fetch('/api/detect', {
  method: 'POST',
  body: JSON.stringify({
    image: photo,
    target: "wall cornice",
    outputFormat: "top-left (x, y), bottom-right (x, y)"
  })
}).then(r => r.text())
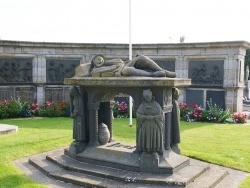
top-left (0, 40), bottom-right (249, 50)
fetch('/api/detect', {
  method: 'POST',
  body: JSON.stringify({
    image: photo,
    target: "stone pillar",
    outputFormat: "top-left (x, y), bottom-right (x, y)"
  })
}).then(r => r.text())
top-left (98, 101), bottom-right (115, 142)
top-left (36, 86), bottom-right (45, 104)
top-left (235, 88), bottom-right (244, 112)
top-left (88, 102), bottom-right (100, 146)
top-left (107, 101), bottom-right (115, 142)
top-left (224, 54), bottom-right (245, 113)
top-left (33, 55), bottom-right (46, 84)
top-left (175, 55), bottom-right (188, 79)
top-left (33, 55), bottom-right (46, 104)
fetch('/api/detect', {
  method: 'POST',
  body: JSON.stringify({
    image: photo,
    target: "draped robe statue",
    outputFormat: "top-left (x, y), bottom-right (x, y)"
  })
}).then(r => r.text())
top-left (171, 87), bottom-right (181, 152)
top-left (70, 86), bottom-right (85, 142)
top-left (136, 89), bottom-right (164, 154)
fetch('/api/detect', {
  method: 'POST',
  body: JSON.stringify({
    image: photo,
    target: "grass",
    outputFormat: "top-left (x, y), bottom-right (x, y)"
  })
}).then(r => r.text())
top-left (180, 122), bottom-right (250, 172)
top-left (0, 117), bottom-right (249, 187)
top-left (0, 117), bottom-right (73, 188)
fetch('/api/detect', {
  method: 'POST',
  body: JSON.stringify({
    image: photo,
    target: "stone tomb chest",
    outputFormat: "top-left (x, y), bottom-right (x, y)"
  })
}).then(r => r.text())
top-left (64, 77), bottom-right (191, 174)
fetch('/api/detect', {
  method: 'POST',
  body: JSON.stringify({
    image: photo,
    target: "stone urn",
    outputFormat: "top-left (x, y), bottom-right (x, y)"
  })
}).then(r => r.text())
top-left (98, 123), bottom-right (110, 145)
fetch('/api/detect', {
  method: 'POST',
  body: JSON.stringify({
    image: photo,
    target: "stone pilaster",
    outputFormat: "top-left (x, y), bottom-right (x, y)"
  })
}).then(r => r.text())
top-left (33, 55), bottom-right (46, 104)
top-left (175, 55), bottom-right (188, 78)
top-left (33, 55), bottom-right (46, 84)
top-left (36, 86), bottom-right (45, 104)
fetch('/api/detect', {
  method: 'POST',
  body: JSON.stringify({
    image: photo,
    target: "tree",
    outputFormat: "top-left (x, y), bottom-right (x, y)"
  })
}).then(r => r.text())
top-left (244, 49), bottom-right (250, 80)
top-left (179, 36), bottom-right (185, 43)
top-left (245, 49), bottom-right (250, 68)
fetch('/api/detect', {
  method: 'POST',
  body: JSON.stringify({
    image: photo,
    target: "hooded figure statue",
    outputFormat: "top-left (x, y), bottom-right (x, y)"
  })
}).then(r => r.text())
top-left (69, 86), bottom-right (85, 142)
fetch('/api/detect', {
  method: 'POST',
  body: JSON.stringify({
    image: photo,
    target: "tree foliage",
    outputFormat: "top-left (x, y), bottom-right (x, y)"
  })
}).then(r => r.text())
top-left (245, 49), bottom-right (250, 69)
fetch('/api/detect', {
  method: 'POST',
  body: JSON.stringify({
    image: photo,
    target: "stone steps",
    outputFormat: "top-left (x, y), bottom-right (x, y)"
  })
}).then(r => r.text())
top-left (214, 173), bottom-right (248, 188)
top-left (29, 156), bottom-right (125, 188)
top-left (46, 154), bottom-right (208, 186)
top-left (186, 168), bottom-right (228, 188)
top-left (28, 151), bottom-right (236, 188)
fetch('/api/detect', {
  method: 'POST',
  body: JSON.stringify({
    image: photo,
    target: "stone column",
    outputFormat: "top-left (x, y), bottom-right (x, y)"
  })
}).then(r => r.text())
top-left (104, 101), bottom-right (115, 142)
top-left (163, 87), bottom-right (173, 151)
top-left (98, 101), bottom-right (114, 142)
top-left (164, 112), bottom-right (171, 150)
top-left (88, 102), bottom-right (100, 146)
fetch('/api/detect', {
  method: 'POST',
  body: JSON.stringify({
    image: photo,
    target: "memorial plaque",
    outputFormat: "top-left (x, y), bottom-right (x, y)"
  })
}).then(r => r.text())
top-left (155, 60), bottom-right (175, 72)
top-left (46, 59), bottom-right (80, 83)
top-left (0, 58), bottom-right (33, 83)
top-left (186, 89), bottom-right (204, 107)
top-left (0, 87), bottom-right (14, 100)
top-left (206, 90), bottom-right (225, 110)
top-left (188, 60), bottom-right (224, 86)
top-left (15, 87), bottom-right (35, 102)
top-left (45, 87), bottom-right (63, 102)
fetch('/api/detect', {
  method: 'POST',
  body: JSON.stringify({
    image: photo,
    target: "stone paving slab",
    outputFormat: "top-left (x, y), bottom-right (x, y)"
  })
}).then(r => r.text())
top-left (14, 147), bottom-right (83, 188)
top-left (14, 147), bottom-right (249, 188)
top-left (0, 124), bottom-right (18, 135)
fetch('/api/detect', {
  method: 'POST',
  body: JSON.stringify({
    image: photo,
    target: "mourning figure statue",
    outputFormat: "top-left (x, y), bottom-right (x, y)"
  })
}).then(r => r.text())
top-left (171, 87), bottom-right (181, 152)
top-left (136, 89), bottom-right (164, 154)
top-left (70, 86), bottom-right (85, 142)
top-left (90, 54), bottom-right (176, 78)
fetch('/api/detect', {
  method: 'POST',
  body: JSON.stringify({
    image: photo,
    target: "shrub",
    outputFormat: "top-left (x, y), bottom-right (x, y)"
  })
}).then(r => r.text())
top-left (38, 101), bottom-right (69, 117)
top-left (28, 102), bottom-right (39, 116)
top-left (0, 99), bottom-right (70, 118)
top-left (113, 101), bottom-right (130, 118)
top-left (0, 100), bottom-right (9, 119)
top-left (58, 102), bottom-right (70, 117)
top-left (233, 112), bottom-right (248, 123)
top-left (179, 99), bottom-right (233, 123)
top-left (5, 100), bottom-right (22, 118)
top-left (204, 99), bottom-right (232, 123)
top-left (179, 102), bottom-right (203, 122)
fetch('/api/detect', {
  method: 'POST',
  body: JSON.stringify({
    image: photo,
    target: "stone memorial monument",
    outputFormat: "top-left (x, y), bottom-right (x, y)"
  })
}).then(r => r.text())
top-left (64, 54), bottom-right (191, 174)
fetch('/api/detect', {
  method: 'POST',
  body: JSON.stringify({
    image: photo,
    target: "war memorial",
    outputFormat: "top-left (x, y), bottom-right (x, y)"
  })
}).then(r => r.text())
top-left (0, 40), bottom-right (250, 112)
top-left (1, 40), bottom-right (250, 187)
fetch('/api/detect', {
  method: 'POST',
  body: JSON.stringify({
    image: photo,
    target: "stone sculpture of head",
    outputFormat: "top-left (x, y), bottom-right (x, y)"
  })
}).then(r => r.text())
top-left (172, 87), bottom-right (180, 100)
top-left (143, 89), bottom-right (153, 102)
top-left (91, 55), bottom-right (105, 68)
top-left (70, 86), bottom-right (79, 96)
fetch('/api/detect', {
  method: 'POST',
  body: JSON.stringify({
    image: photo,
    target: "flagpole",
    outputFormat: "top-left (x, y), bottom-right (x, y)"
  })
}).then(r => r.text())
top-left (129, 0), bottom-right (132, 61)
top-left (129, 0), bottom-right (133, 127)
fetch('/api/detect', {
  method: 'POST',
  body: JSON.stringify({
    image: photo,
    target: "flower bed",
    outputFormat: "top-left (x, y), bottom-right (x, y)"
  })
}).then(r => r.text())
top-left (179, 99), bottom-right (248, 124)
top-left (0, 99), bottom-right (70, 119)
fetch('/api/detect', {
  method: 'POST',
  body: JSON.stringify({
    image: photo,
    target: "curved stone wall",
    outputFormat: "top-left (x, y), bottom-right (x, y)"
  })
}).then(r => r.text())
top-left (0, 40), bottom-right (249, 112)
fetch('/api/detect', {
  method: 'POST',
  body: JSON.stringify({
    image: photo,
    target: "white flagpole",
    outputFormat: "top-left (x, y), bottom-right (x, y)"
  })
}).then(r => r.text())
top-left (129, 0), bottom-right (133, 127)
top-left (129, 0), bottom-right (132, 61)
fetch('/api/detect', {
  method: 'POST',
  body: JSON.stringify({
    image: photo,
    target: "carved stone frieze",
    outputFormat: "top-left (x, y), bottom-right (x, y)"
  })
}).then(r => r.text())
top-left (46, 59), bottom-right (80, 83)
top-left (0, 58), bottom-right (32, 83)
top-left (189, 60), bottom-right (224, 86)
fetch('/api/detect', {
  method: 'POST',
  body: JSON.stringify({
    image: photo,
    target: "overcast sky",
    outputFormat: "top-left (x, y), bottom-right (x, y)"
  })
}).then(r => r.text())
top-left (0, 0), bottom-right (249, 44)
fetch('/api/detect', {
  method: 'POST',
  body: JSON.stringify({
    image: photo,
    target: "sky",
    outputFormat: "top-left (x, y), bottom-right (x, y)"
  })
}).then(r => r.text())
top-left (0, 0), bottom-right (250, 44)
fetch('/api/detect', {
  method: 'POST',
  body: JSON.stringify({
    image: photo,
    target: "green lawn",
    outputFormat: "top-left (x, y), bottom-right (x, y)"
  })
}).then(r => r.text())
top-left (0, 117), bottom-right (249, 187)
